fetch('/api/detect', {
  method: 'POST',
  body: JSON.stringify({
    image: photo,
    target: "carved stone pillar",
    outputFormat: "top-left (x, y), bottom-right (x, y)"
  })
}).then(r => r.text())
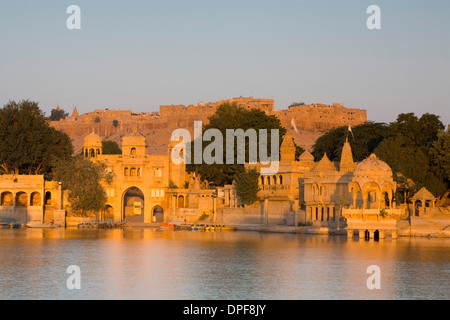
top-left (391, 229), bottom-right (398, 239)
top-left (347, 229), bottom-right (354, 239)
top-left (359, 230), bottom-right (366, 241)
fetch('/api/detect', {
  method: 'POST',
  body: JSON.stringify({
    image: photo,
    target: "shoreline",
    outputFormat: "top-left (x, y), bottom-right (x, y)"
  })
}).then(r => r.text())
top-left (49, 221), bottom-right (450, 239)
top-left (229, 224), bottom-right (450, 238)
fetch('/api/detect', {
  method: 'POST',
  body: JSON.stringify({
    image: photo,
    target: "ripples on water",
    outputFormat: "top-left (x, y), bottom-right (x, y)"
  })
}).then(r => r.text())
top-left (0, 228), bottom-right (448, 300)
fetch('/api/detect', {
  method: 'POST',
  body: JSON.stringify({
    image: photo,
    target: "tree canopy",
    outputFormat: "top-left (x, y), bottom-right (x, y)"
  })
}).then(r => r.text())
top-left (0, 100), bottom-right (73, 175)
top-left (430, 130), bottom-right (450, 181)
top-left (312, 122), bottom-right (389, 162)
top-left (374, 113), bottom-right (447, 197)
top-left (312, 112), bottom-right (448, 197)
top-left (102, 140), bottom-right (122, 155)
top-left (288, 102), bottom-right (306, 108)
top-left (187, 102), bottom-right (303, 186)
top-left (48, 107), bottom-right (69, 121)
top-left (51, 155), bottom-right (114, 216)
top-left (234, 169), bottom-right (260, 206)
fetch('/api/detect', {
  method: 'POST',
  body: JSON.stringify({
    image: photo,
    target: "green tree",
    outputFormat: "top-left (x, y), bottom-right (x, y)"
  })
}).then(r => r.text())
top-left (375, 113), bottom-right (448, 197)
top-left (0, 100), bottom-right (73, 175)
top-left (295, 145), bottom-right (306, 161)
top-left (49, 107), bottom-right (69, 121)
top-left (312, 122), bottom-right (389, 162)
top-left (102, 140), bottom-right (122, 155)
top-left (187, 102), bottom-right (298, 186)
top-left (234, 169), bottom-right (260, 206)
top-left (168, 180), bottom-right (178, 189)
top-left (430, 130), bottom-right (450, 181)
top-left (52, 155), bottom-right (114, 216)
top-left (288, 102), bottom-right (305, 108)
top-left (389, 113), bottom-right (444, 151)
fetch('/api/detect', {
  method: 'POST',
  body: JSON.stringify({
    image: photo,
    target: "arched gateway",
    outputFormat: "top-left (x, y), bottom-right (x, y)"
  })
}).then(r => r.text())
top-left (152, 205), bottom-right (164, 223)
top-left (122, 187), bottom-right (145, 223)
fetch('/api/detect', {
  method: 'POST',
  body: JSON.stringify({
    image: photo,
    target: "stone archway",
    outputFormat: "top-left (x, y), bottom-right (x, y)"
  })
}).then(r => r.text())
top-left (101, 205), bottom-right (115, 222)
top-left (122, 187), bottom-right (145, 223)
top-left (1, 192), bottom-right (13, 206)
top-left (15, 192), bottom-right (28, 207)
top-left (152, 205), bottom-right (164, 223)
top-left (374, 230), bottom-right (380, 241)
top-left (45, 191), bottom-right (52, 205)
top-left (415, 200), bottom-right (422, 217)
top-left (30, 192), bottom-right (41, 206)
top-left (178, 195), bottom-right (185, 208)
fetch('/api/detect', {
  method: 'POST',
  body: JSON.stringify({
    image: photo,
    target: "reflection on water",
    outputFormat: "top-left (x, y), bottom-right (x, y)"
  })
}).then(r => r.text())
top-left (0, 228), bottom-right (448, 300)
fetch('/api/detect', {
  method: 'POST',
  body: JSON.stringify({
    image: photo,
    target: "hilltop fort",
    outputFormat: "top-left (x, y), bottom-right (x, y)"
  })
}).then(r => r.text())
top-left (50, 97), bottom-right (367, 154)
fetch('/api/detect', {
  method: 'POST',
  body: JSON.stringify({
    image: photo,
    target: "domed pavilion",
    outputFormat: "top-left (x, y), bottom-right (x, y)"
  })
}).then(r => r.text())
top-left (343, 154), bottom-right (405, 240)
top-left (83, 130), bottom-right (102, 158)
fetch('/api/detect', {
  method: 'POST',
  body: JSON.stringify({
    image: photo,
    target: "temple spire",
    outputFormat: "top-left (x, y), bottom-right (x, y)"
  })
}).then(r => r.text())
top-left (280, 133), bottom-right (296, 161)
top-left (340, 137), bottom-right (355, 173)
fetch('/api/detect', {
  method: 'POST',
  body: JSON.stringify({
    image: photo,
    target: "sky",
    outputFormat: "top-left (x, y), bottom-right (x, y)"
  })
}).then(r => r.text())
top-left (0, 0), bottom-right (449, 126)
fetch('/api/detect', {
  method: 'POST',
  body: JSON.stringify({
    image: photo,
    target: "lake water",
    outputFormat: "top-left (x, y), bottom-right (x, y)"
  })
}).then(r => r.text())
top-left (0, 228), bottom-right (448, 300)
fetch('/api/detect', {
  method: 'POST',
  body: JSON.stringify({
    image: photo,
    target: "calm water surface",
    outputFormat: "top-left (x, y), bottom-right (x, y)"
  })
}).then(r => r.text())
top-left (0, 228), bottom-right (448, 300)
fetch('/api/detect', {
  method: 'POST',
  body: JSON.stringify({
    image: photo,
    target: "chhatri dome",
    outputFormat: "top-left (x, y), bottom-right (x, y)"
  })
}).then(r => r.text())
top-left (353, 154), bottom-right (393, 179)
top-left (83, 130), bottom-right (102, 158)
top-left (83, 130), bottom-right (102, 147)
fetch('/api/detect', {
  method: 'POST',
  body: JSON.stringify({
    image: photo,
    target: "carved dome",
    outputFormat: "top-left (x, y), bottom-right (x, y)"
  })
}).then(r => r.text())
top-left (84, 131), bottom-right (102, 146)
top-left (353, 154), bottom-right (392, 178)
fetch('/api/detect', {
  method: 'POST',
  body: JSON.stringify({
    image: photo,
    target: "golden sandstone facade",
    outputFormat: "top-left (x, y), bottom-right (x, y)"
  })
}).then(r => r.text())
top-left (81, 123), bottom-right (407, 240)
top-left (245, 134), bottom-right (408, 239)
top-left (0, 175), bottom-right (64, 226)
top-left (84, 130), bottom-right (187, 223)
top-left (1, 123), bottom-right (447, 239)
top-left (2, 98), bottom-right (448, 237)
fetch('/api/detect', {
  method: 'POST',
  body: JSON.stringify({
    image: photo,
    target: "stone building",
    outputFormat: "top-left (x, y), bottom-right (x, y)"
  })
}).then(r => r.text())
top-left (83, 130), bottom-right (187, 223)
top-left (302, 138), bottom-right (356, 228)
top-left (243, 133), bottom-right (316, 225)
top-left (342, 154), bottom-right (405, 240)
top-left (0, 175), bottom-right (65, 226)
top-left (274, 103), bottom-right (367, 132)
top-left (411, 187), bottom-right (437, 217)
top-left (165, 173), bottom-right (217, 224)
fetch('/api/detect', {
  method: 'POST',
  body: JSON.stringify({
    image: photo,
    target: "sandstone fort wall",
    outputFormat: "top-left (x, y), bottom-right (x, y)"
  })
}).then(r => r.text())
top-left (50, 97), bottom-right (367, 152)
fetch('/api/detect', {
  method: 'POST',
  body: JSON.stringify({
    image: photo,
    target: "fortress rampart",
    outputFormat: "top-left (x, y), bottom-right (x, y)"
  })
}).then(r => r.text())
top-left (51, 97), bottom-right (366, 137)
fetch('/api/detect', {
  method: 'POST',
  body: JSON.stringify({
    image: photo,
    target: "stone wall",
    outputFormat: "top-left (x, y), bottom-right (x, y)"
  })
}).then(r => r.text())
top-left (50, 97), bottom-right (367, 154)
top-left (53, 99), bottom-right (366, 134)
top-left (274, 103), bottom-right (367, 132)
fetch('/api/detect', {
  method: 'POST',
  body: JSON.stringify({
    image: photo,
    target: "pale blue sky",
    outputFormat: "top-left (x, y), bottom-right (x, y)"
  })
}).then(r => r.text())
top-left (0, 0), bottom-right (449, 125)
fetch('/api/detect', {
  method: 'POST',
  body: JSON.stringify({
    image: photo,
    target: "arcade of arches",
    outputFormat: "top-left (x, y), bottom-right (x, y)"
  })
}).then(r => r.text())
top-left (0, 175), bottom-right (64, 225)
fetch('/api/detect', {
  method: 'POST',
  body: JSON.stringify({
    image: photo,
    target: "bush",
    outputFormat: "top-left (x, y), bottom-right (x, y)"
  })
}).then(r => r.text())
top-left (234, 169), bottom-right (260, 206)
top-left (168, 180), bottom-right (178, 189)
